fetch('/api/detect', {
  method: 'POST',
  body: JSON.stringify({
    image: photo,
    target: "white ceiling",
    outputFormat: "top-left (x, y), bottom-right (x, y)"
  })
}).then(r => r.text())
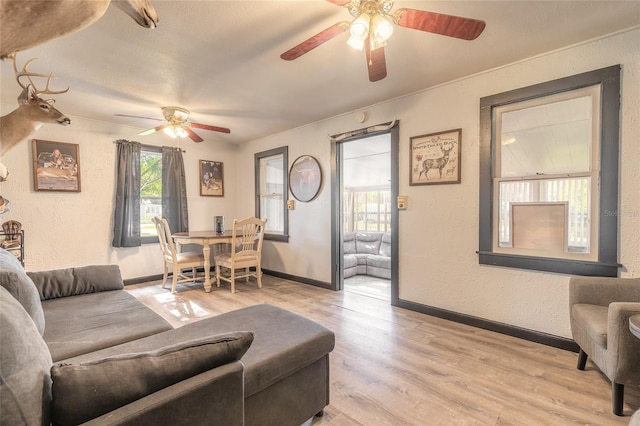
top-left (1, 1), bottom-right (639, 145)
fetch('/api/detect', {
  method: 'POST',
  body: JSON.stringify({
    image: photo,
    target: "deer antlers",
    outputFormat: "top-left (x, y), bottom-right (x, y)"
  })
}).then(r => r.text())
top-left (12, 56), bottom-right (69, 96)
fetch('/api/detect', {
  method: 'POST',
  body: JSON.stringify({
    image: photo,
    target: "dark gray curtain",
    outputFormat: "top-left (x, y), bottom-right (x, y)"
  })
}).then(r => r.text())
top-left (112, 140), bottom-right (141, 247)
top-left (162, 147), bottom-right (189, 233)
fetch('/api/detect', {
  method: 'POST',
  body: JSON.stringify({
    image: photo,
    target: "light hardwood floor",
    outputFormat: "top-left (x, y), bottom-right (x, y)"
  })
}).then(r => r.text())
top-left (126, 275), bottom-right (639, 425)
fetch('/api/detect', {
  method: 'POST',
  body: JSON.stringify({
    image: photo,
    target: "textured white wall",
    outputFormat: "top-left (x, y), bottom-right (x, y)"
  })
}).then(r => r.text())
top-left (237, 28), bottom-right (640, 338)
top-left (0, 117), bottom-right (238, 279)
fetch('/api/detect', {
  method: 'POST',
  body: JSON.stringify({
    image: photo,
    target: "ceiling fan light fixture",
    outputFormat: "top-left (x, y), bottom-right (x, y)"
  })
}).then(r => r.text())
top-left (174, 126), bottom-right (188, 138)
top-left (348, 13), bottom-right (370, 50)
top-left (372, 14), bottom-right (393, 42)
top-left (163, 126), bottom-right (178, 138)
top-left (163, 124), bottom-right (188, 139)
top-left (350, 14), bottom-right (370, 38)
top-left (347, 34), bottom-right (366, 51)
top-left (281, 0), bottom-right (486, 82)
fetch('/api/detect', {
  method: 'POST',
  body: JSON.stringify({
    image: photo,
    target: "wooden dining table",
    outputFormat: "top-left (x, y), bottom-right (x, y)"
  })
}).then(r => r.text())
top-left (172, 230), bottom-right (233, 292)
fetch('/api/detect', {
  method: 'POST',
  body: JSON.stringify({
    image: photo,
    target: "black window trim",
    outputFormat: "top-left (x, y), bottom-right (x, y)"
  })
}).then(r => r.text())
top-left (254, 146), bottom-right (289, 242)
top-left (478, 65), bottom-right (621, 277)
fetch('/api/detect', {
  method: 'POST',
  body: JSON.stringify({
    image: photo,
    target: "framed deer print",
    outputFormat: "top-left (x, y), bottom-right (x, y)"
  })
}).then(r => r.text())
top-left (199, 160), bottom-right (224, 196)
top-left (32, 140), bottom-right (81, 192)
top-left (410, 129), bottom-right (461, 185)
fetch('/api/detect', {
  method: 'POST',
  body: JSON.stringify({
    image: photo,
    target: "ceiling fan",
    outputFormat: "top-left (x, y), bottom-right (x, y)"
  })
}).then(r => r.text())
top-left (116, 106), bottom-right (231, 142)
top-left (280, 0), bottom-right (486, 82)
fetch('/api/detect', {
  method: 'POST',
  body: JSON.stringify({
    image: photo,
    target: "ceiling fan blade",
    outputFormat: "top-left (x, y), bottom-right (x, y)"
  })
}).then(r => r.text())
top-left (325, 0), bottom-right (351, 5)
top-left (184, 127), bottom-right (204, 143)
top-left (394, 9), bottom-right (486, 40)
top-left (365, 42), bottom-right (387, 82)
top-left (281, 22), bottom-right (348, 61)
top-left (115, 114), bottom-right (163, 122)
top-left (191, 122), bottom-right (231, 134)
top-left (138, 124), bottom-right (168, 136)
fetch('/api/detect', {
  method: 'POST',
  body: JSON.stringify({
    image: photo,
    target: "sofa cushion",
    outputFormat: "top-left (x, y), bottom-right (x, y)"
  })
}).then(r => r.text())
top-left (343, 254), bottom-right (357, 269)
top-left (356, 233), bottom-right (382, 255)
top-left (571, 304), bottom-right (608, 348)
top-left (0, 287), bottom-right (53, 426)
top-left (43, 290), bottom-right (173, 362)
top-left (343, 232), bottom-right (356, 255)
top-left (28, 264), bottom-right (124, 300)
top-left (0, 248), bottom-right (45, 335)
top-left (367, 254), bottom-right (391, 270)
top-left (51, 331), bottom-right (253, 425)
top-left (379, 233), bottom-right (391, 257)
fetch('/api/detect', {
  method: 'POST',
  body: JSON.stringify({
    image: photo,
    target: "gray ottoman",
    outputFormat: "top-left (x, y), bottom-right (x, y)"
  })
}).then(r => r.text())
top-left (66, 304), bottom-right (335, 426)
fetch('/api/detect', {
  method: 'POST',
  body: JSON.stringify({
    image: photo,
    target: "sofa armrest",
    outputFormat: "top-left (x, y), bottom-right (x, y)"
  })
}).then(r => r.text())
top-left (606, 302), bottom-right (640, 382)
top-left (569, 276), bottom-right (640, 308)
top-left (82, 362), bottom-right (245, 426)
top-left (27, 265), bottom-right (124, 300)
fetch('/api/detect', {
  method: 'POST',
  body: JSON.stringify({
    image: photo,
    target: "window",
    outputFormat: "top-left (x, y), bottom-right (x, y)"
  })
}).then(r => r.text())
top-left (255, 147), bottom-right (288, 242)
top-left (140, 147), bottom-right (162, 242)
top-left (113, 141), bottom-right (188, 248)
top-left (343, 189), bottom-right (391, 232)
top-left (478, 66), bottom-right (621, 276)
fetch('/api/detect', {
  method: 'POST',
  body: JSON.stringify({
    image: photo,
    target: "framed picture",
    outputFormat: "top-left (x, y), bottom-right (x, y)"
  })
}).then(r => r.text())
top-left (199, 160), bottom-right (224, 196)
top-left (289, 155), bottom-right (322, 202)
top-left (410, 128), bottom-right (461, 185)
top-left (32, 139), bottom-right (81, 192)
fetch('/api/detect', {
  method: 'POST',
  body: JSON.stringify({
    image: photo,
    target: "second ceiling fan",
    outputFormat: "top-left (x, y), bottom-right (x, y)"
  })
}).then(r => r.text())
top-left (117, 106), bottom-right (230, 142)
top-left (281, 0), bottom-right (486, 82)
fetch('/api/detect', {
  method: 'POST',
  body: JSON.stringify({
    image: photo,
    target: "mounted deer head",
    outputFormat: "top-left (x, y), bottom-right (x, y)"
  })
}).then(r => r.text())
top-left (0, 57), bottom-right (71, 156)
top-left (0, 0), bottom-right (158, 59)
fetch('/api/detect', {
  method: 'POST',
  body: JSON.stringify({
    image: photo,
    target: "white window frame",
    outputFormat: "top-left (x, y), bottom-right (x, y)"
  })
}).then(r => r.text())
top-left (491, 86), bottom-right (601, 262)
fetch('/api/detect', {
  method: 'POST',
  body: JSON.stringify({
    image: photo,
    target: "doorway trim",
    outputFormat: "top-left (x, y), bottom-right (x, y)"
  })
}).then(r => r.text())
top-left (330, 120), bottom-right (399, 305)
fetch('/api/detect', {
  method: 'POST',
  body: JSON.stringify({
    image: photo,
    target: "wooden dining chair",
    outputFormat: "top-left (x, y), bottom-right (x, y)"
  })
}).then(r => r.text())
top-left (214, 217), bottom-right (266, 293)
top-left (152, 217), bottom-right (205, 293)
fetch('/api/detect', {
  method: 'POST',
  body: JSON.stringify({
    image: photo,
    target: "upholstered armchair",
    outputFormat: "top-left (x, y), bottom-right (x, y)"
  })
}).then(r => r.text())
top-left (569, 276), bottom-right (640, 415)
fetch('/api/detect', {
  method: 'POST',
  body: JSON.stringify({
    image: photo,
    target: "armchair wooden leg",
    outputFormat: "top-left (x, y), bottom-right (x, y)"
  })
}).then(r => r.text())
top-left (613, 382), bottom-right (624, 416)
top-left (577, 349), bottom-right (588, 370)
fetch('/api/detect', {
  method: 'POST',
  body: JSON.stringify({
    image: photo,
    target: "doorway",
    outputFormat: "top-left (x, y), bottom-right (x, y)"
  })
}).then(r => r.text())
top-left (330, 122), bottom-right (399, 305)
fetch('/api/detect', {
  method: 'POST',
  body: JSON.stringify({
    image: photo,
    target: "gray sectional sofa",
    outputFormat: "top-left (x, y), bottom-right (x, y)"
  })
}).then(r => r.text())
top-left (0, 248), bottom-right (334, 426)
top-left (343, 232), bottom-right (391, 279)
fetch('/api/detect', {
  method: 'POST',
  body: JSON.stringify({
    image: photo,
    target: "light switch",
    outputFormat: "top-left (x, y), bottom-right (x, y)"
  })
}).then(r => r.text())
top-left (397, 195), bottom-right (407, 210)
